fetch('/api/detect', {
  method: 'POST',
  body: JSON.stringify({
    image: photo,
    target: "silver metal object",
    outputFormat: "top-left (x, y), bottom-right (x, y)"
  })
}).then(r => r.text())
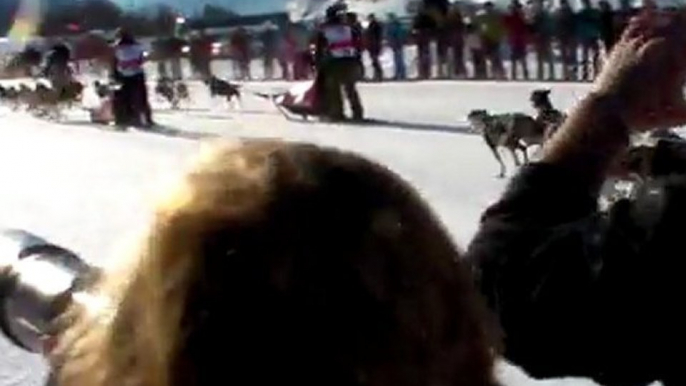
top-left (0, 229), bottom-right (96, 353)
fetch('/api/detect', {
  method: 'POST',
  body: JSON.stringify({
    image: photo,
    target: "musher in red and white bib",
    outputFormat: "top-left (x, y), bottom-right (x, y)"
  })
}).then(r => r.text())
top-left (315, 3), bottom-right (364, 122)
top-left (111, 29), bottom-right (154, 128)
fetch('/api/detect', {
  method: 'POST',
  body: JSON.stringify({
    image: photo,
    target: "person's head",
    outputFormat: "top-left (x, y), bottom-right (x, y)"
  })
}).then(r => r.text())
top-left (484, 2), bottom-right (495, 12)
top-left (509, 0), bottom-right (522, 12)
top-left (598, 0), bottom-right (611, 10)
top-left (115, 28), bottom-right (135, 45)
top-left (368, 13), bottom-right (377, 22)
top-left (326, 3), bottom-right (346, 24)
top-left (54, 141), bottom-right (497, 386)
top-left (581, 0), bottom-right (592, 9)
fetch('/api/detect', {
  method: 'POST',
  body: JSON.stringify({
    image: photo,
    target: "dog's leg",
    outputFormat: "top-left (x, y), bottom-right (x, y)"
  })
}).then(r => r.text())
top-left (509, 147), bottom-right (522, 167)
top-left (486, 137), bottom-right (507, 178)
top-left (521, 146), bottom-right (530, 164)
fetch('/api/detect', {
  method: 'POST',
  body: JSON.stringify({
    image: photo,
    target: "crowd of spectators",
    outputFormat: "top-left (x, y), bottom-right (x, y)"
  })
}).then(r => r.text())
top-left (211, 0), bottom-right (642, 83)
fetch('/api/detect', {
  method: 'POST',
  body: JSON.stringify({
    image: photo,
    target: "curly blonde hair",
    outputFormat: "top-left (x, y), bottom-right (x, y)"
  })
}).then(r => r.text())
top-left (55, 141), bottom-right (498, 386)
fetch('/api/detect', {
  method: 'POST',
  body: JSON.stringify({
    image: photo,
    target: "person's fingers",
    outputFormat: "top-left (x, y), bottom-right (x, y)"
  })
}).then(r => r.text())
top-left (637, 36), bottom-right (667, 57)
top-left (622, 19), bottom-right (648, 40)
top-left (621, 12), bottom-right (656, 40)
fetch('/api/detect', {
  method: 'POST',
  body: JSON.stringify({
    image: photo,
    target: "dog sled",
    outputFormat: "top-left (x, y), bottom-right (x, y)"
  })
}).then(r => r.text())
top-left (255, 72), bottom-right (323, 121)
top-left (82, 82), bottom-right (116, 125)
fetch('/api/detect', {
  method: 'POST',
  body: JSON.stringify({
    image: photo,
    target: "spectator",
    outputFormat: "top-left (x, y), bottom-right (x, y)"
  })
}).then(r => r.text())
top-left (277, 27), bottom-right (296, 80)
top-left (413, 9), bottom-right (435, 79)
top-left (467, 12), bottom-right (686, 386)
top-left (189, 31), bottom-right (213, 79)
top-left (598, 0), bottom-right (616, 53)
top-left (43, 42), bottom-right (74, 98)
top-left (347, 12), bottom-right (365, 79)
top-left (152, 39), bottom-right (170, 79)
top-left (167, 37), bottom-right (185, 81)
top-left (54, 141), bottom-right (499, 386)
top-left (465, 22), bottom-right (487, 79)
top-left (530, 0), bottom-right (555, 80)
top-left (435, 15), bottom-right (451, 78)
top-left (386, 13), bottom-right (408, 80)
top-left (230, 27), bottom-right (251, 80)
top-left (446, 6), bottom-right (467, 78)
top-left (576, 0), bottom-right (601, 81)
top-left (503, 0), bottom-right (530, 80)
top-left (260, 22), bottom-right (279, 80)
top-left (476, 2), bottom-right (506, 79)
top-left (290, 23), bottom-right (312, 80)
top-left (365, 14), bottom-right (384, 81)
top-left (555, 0), bottom-right (577, 81)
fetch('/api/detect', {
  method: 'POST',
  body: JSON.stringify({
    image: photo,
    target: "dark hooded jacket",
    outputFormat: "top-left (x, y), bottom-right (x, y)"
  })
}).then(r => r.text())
top-left (467, 156), bottom-right (686, 386)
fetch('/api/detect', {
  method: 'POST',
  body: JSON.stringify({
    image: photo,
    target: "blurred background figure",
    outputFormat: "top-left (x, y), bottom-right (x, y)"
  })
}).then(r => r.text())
top-left (291, 22), bottom-right (313, 80)
top-left (42, 42), bottom-right (74, 97)
top-left (413, 7), bottom-right (435, 79)
top-left (435, 13), bottom-right (450, 78)
top-left (230, 27), bottom-right (251, 80)
top-left (386, 13), bottom-right (408, 80)
top-left (476, 2), bottom-right (505, 79)
top-left (278, 25), bottom-right (296, 80)
top-left (598, 0), bottom-right (616, 54)
top-left (504, 0), bottom-right (530, 80)
top-left (168, 37), bottom-right (185, 81)
top-left (465, 22), bottom-right (487, 79)
top-left (260, 21), bottom-right (279, 80)
top-left (347, 12), bottom-right (365, 79)
top-left (189, 30), bottom-right (213, 79)
top-left (529, 0), bottom-right (555, 80)
top-left (555, 0), bottom-right (577, 81)
top-left (365, 13), bottom-right (384, 81)
top-left (446, 5), bottom-right (466, 78)
top-left (576, 0), bottom-right (600, 81)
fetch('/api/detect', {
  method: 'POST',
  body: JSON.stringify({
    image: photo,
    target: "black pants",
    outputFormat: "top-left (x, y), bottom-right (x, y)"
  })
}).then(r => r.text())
top-left (323, 59), bottom-right (363, 120)
top-left (114, 73), bottom-right (153, 127)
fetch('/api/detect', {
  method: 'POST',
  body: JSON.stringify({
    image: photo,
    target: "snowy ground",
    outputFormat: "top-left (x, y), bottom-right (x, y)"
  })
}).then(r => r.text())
top-left (0, 79), bottom-right (659, 386)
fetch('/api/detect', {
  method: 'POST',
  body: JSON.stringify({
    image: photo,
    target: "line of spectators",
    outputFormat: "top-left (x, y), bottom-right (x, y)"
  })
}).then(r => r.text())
top-left (406, 0), bottom-right (640, 81)
top-left (223, 0), bottom-right (640, 83)
top-left (151, 0), bottom-right (645, 83)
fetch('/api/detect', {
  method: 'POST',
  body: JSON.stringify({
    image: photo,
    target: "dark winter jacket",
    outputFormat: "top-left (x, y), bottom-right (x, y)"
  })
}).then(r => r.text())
top-left (599, 5), bottom-right (616, 49)
top-left (555, 6), bottom-right (577, 41)
top-left (365, 20), bottom-right (384, 55)
top-left (467, 162), bottom-right (686, 386)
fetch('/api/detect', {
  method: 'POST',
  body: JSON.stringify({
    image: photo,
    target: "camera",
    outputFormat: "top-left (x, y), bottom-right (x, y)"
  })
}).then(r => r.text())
top-left (0, 229), bottom-right (99, 354)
